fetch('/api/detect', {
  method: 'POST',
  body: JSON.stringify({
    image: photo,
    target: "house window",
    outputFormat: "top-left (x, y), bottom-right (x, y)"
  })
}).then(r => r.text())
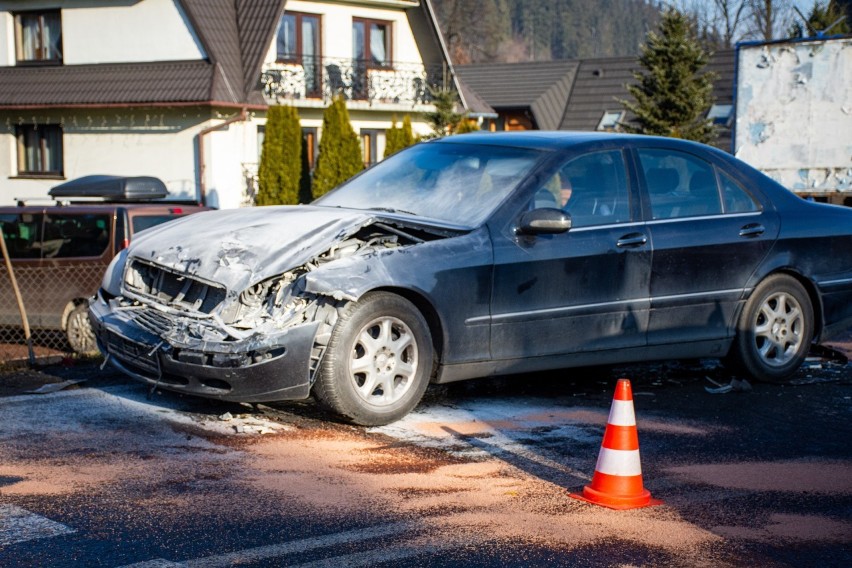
top-left (707, 104), bottom-right (733, 126)
top-left (303, 127), bottom-right (318, 171)
top-left (353, 18), bottom-right (391, 68)
top-left (597, 110), bottom-right (624, 131)
top-left (15, 10), bottom-right (62, 64)
top-left (360, 129), bottom-right (383, 167)
top-left (276, 12), bottom-right (321, 97)
top-left (257, 125), bottom-right (266, 162)
top-left (16, 124), bottom-right (63, 177)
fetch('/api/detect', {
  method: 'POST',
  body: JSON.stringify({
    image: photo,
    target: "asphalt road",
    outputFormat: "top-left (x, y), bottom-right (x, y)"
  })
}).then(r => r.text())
top-left (0, 346), bottom-right (850, 567)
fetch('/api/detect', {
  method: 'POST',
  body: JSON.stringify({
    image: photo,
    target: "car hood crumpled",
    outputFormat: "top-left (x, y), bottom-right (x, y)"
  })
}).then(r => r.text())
top-left (127, 205), bottom-right (375, 292)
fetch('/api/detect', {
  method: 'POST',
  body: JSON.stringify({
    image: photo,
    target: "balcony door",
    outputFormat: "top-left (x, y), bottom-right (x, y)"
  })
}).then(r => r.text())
top-left (276, 12), bottom-right (321, 98)
top-left (352, 18), bottom-right (391, 100)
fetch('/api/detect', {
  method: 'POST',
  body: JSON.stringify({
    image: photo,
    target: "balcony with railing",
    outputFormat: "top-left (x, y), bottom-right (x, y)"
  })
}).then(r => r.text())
top-left (261, 57), bottom-right (446, 109)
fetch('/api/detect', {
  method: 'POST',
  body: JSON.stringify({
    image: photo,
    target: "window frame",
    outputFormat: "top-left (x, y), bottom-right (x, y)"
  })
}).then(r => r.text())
top-left (14, 10), bottom-right (63, 65)
top-left (707, 104), bottom-right (734, 127)
top-left (352, 17), bottom-right (393, 69)
top-left (276, 11), bottom-right (322, 64)
top-left (359, 129), bottom-right (383, 168)
top-left (15, 124), bottom-right (64, 178)
top-left (596, 110), bottom-right (625, 132)
top-left (303, 127), bottom-right (319, 171)
top-left (532, 149), bottom-right (633, 228)
top-left (636, 147), bottom-right (725, 221)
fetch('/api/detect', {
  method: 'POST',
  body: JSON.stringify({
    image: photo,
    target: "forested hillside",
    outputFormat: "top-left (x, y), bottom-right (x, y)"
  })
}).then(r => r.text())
top-left (431, 0), bottom-right (662, 63)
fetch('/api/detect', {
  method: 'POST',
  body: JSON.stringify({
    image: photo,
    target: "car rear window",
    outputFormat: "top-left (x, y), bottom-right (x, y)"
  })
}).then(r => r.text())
top-left (131, 215), bottom-right (182, 234)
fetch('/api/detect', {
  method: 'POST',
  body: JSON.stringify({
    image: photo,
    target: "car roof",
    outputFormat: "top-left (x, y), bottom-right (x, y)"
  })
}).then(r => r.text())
top-left (435, 130), bottom-right (717, 153)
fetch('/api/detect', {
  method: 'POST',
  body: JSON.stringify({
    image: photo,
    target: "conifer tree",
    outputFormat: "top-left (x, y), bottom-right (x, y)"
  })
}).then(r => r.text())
top-left (424, 87), bottom-right (463, 138)
top-left (384, 115), bottom-right (417, 158)
top-left (788, 0), bottom-right (850, 37)
top-left (256, 106), bottom-right (302, 205)
top-left (312, 96), bottom-right (364, 197)
top-left (621, 9), bottom-right (717, 143)
top-left (384, 117), bottom-right (403, 158)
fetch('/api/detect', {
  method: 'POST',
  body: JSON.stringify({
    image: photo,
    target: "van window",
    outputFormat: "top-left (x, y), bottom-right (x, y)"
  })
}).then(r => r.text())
top-left (42, 213), bottom-right (110, 258)
top-left (0, 213), bottom-right (44, 259)
top-left (131, 214), bottom-right (181, 234)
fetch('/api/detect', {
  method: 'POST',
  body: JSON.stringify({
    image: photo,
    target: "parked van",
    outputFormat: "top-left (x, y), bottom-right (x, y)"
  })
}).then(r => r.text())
top-left (0, 176), bottom-right (209, 353)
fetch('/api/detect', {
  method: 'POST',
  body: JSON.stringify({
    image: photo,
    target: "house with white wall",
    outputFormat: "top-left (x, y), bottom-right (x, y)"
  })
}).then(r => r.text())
top-left (0, 0), bottom-right (465, 209)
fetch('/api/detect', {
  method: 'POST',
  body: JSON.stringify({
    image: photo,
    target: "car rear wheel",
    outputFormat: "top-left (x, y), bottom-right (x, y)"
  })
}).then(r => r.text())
top-left (729, 274), bottom-right (813, 383)
top-left (66, 303), bottom-right (97, 354)
top-left (313, 292), bottom-right (433, 426)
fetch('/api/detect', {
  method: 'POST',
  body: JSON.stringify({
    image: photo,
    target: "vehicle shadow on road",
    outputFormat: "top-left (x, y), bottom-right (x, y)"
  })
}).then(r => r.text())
top-left (440, 424), bottom-right (592, 492)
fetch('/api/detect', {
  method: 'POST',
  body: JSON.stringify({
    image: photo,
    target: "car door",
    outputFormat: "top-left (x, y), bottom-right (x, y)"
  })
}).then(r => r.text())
top-left (636, 146), bottom-right (780, 346)
top-left (489, 149), bottom-right (651, 360)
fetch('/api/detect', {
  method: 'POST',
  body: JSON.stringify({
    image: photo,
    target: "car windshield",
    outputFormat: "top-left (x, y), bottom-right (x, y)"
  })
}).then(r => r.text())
top-left (315, 142), bottom-right (544, 226)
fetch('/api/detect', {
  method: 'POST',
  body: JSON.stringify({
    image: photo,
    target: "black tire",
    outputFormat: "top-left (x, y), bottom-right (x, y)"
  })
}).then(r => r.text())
top-left (728, 274), bottom-right (814, 383)
top-left (66, 303), bottom-right (97, 354)
top-left (313, 292), bottom-right (433, 426)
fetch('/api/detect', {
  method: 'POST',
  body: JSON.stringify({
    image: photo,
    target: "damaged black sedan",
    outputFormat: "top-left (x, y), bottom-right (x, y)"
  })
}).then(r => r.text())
top-left (91, 132), bottom-right (852, 425)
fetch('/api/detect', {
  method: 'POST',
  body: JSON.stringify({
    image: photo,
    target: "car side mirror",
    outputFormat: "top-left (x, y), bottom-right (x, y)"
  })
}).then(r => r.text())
top-left (517, 208), bottom-right (572, 235)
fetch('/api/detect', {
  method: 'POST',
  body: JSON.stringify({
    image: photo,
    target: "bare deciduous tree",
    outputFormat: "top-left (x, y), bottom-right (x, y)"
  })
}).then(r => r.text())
top-left (746, 0), bottom-right (793, 41)
top-left (714, 0), bottom-right (749, 45)
top-left (674, 0), bottom-right (794, 44)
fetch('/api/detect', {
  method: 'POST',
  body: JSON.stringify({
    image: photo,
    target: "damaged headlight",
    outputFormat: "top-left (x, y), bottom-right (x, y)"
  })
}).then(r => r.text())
top-left (224, 272), bottom-right (304, 327)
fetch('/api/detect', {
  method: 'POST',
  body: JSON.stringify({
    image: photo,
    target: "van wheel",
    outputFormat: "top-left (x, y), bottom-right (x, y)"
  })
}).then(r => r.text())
top-left (67, 304), bottom-right (96, 354)
top-left (729, 274), bottom-right (813, 383)
top-left (313, 292), bottom-right (433, 426)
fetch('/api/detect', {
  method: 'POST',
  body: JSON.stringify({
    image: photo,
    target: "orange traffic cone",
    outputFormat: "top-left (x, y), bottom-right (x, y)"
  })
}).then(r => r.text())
top-left (571, 378), bottom-right (662, 510)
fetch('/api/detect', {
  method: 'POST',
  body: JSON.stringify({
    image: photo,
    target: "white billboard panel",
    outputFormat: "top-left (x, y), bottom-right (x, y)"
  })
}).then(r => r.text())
top-left (735, 37), bottom-right (852, 194)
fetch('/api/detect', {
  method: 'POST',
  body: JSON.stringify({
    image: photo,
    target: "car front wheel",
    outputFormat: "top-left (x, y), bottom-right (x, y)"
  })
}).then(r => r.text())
top-left (313, 292), bottom-right (433, 426)
top-left (66, 303), bottom-right (97, 354)
top-left (729, 274), bottom-right (814, 383)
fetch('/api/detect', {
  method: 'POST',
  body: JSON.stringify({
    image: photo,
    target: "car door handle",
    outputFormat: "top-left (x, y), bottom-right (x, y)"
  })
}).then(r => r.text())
top-left (616, 233), bottom-right (648, 248)
top-left (739, 223), bottom-right (765, 238)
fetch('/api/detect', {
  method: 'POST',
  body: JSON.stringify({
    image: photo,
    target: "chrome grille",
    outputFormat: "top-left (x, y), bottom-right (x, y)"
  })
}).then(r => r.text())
top-left (125, 260), bottom-right (226, 313)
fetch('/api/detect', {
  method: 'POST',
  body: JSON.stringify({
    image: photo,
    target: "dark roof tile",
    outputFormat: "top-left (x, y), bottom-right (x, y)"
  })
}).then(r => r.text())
top-left (0, 1), bottom-right (285, 107)
top-left (456, 60), bottom-right (578, 130)
top-left (0, 61), bottom-right (214, 106)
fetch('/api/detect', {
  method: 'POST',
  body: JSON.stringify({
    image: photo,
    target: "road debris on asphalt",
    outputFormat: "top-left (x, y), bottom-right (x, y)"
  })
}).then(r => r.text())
top-left (704, 377), bottom-right (752, 394)
top-left (24, 378), bottom-right (86, 395)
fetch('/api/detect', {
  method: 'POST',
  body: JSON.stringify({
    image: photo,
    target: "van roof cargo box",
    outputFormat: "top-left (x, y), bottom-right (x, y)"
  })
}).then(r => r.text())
top-left (48, 175), bottom-right (169, 201)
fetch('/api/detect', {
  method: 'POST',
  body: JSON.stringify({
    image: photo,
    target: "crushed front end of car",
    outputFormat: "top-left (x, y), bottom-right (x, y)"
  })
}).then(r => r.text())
top-left (89, 206), bottom-right (424, 402)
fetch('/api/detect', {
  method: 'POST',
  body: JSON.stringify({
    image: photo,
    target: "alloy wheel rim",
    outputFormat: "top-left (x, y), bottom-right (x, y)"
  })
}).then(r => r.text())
top-left (348, 316), bottom-right (418, 406)
top-left (69, 310), bottom-right (95, 351)
top-left (753, 291), bottom-right (804, 367)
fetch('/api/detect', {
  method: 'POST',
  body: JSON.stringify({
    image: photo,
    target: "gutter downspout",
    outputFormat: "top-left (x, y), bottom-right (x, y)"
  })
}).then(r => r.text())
top-left (197, 107), bottom-right (249, 206)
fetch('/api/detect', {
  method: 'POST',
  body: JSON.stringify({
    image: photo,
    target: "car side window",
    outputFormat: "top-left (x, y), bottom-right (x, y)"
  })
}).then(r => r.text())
top-left (719, 170), bottom-right (760, 213)
top-left (638, 149), bottom-right (723, 220)
top-left (0, 213), bottom-right (44, 259)
top-left (43, 213), bottom-right (110, 258)
top-left (532, 150), bottom-right (630, 228)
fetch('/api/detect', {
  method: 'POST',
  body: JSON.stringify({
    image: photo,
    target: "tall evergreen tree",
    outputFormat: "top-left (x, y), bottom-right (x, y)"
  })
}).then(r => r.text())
top-left (312, 96), bottom-right (364, 197)
top-left (256, 106), bottom-right (302, 206)
top-left (384, 115), bottom-right (417, 158)
top-left (621, 9), bottom-right (717, 143)
top-left (424, 87), bottom-right (463, 138)
top-left (788, 0), bottom-right (850, 37)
